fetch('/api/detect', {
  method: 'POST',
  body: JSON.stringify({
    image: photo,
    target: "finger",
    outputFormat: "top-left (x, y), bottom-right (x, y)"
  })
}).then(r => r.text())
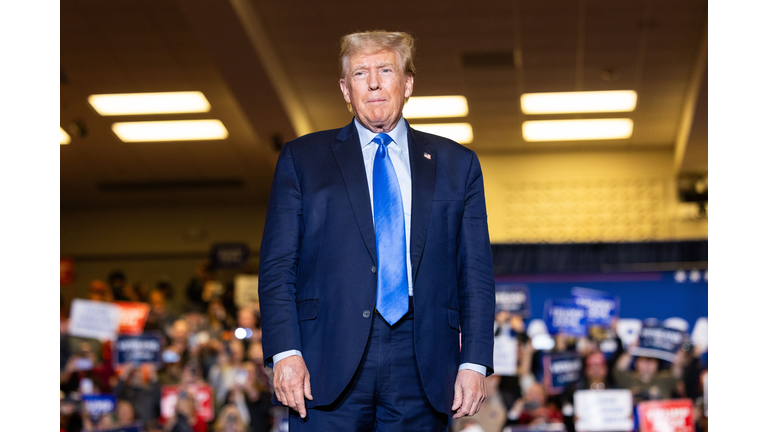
top-left (293, 388), bottom-right (307, 418)
top-left (304, 373), bottom-right (313, 401)
top-left (451, 384), bottom-right (463, 412)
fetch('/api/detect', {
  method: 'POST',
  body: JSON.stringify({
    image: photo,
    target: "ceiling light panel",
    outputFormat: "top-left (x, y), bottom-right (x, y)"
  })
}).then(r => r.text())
top-left (112, 120), bottom-right (229, 142)
top-left (411, 123), bottom-right (474, 144)
top-left (522, 119), bottom-right (633, 141)
top-left (60, 127), bottom-right (71, 145)
top-left (403, 96), bottom-right (469, 118)
top-left (520, 90), bottom-right (637, 114)
top-left (88, 91), bottom-right (211, 116)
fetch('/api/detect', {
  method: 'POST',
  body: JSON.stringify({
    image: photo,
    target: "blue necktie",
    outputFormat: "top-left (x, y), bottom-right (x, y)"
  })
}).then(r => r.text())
top-left (372, 133), bottom-right (409, 325)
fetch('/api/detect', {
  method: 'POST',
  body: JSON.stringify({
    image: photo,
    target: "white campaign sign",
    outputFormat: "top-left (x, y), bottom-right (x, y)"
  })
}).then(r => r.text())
top-left (492, 328), bottom-right (518, 376)
top-left (68, 299), bottom-right (120, 341)
top-left (574, 389), bottom-right (634, 431)
top-left (234, 274), bottom-right (259, 309)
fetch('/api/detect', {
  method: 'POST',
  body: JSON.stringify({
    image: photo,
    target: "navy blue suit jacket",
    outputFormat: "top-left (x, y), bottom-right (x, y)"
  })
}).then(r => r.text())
top-left (258, 120), bottom-right (495, 415)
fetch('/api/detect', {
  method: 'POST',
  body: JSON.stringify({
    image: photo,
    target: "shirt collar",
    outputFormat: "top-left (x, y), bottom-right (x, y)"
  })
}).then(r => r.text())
top-left (354, 116), bottom-right (408, 152)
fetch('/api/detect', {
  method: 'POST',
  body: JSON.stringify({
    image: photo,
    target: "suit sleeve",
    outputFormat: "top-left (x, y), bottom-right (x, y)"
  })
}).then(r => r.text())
top-left (258, 143), bottom-right (304, 366)
top-left (456, 151), bottom-right (496, 375)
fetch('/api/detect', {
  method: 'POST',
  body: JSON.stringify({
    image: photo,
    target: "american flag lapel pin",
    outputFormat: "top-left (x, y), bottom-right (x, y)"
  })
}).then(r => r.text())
top-left (423, 152), bottom-right (432, 160)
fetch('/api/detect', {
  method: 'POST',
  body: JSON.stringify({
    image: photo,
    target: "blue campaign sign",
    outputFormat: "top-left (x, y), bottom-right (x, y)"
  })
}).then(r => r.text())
top-left (544, 299), bottom-right (588, 336)
top-left (571, 287), bottom-right (620, 327)
top-left (83, 394), bottom-right (116, 420)
top-left (97, 423), bottom-right (145, 432)
top-left (115, 333), bottom-right (162, 365)
top-left (630, 325), bottom-right (685, 362)
top-left (542, 351), bottom-right (583, 395)
top-left (494, 283), bottom-right (531, 317)
top-left (210, 243), bottom-right (250, 269)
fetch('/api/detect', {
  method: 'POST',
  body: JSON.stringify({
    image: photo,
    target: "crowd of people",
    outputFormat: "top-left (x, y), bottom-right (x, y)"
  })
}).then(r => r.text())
top-left (60, 264), bottom-right (708, 432)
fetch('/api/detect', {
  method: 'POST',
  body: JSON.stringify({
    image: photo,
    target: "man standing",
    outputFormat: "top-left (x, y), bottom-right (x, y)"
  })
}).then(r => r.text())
top-left (258, 30), bottom-right (496, 431)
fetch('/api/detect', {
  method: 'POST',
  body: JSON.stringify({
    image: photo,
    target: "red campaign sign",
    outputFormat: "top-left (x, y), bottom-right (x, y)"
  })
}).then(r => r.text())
top-left (115, 302), bottom-right (150, 335)
top-left (638, 399), bottom-right (694, 432)
top-left (160, 384), bottom-right (214, 422)
top-left (61, 257), bottom-right (75, 285)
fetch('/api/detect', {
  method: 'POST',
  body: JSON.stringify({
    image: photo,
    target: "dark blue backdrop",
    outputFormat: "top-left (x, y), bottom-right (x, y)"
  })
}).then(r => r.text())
top-left (495, 270), bottom-right (707, 331)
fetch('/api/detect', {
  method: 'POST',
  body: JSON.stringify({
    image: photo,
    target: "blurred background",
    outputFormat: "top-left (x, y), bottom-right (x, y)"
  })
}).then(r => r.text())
top-left (58, 1), bottom-right (708, 431)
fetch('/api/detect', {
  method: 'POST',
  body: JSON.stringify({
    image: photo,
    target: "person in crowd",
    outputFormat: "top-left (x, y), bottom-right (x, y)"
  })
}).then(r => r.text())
top-left (163, 386), bottom-right (207, 432)
top-left (133, 280), bottom-right (153, 303)
top-left (60, 342), bottom-right (106, 396)
top-left (109, 270), bottom-right (139, 302)
top-left (612, 345), bottom-right (685, 404)
top-left (209, 339), bottom-right (246, 409)
top-left (211, 404), bottom-right (249, 432)
top-left (506, 382), bottom-right (563, 425)
top-left (146, 289), bottom-right (179, 339)
top-left (258, 30), bottom-right (496, 430)
top-left (158, 280), bottom-right (176, 303)
top-left (114, 363), bottom-right (162, 427)
top-left (186, 261), bottom-right (218, 313)
top-left (224, 360), bottom-right (273, 432)
top-left (560, 351), bottom-right (619, 432)
top-left (86, 279), bottom-right (113, 303)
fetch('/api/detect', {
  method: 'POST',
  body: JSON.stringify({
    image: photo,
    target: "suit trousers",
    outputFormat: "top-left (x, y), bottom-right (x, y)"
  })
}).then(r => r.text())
top-left (288, 308), bottom-right (448, 431)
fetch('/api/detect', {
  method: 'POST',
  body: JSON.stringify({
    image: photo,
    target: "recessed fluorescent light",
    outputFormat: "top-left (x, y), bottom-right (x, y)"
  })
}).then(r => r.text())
top-left (60, 127), bottom-right (71, 145)
top-left (411, 123), bottom-right (473, 144)
top-left (521, 90), bottom-right (637, 114)
top-left (112, 120), bottom-right (228, 142)
top-left (403, 96), bottom-right (468, 118)
top-left (88, 91), bottom-right (211, 116)
top-left (522, 119), bottom-right (633, 141)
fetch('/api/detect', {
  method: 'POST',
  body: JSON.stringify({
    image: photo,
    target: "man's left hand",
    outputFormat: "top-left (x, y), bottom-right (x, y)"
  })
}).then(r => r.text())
top-left (451, 369), bottom-right (486, 418)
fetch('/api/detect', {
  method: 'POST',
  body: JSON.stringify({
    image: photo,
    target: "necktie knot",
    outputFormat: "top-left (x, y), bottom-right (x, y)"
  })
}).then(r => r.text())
top-left (373, 133), bottom-right (393, 149)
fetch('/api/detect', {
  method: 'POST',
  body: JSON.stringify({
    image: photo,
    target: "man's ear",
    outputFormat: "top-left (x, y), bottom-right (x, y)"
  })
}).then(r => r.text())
top-left (404, 75), bottom-right (414, 98)
top-left (340, 79), bottom-right (351, 103)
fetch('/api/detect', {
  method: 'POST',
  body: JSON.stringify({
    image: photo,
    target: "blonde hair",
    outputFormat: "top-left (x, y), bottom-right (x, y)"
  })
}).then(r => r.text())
top-left (339, 30), bottom-right (416, 78)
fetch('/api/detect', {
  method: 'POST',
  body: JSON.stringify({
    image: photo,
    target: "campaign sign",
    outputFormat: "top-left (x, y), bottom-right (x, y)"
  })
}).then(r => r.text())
top-left (210, 243), bottom-right (250, 269)
top-left (637, 399), bottom-right (694, 432)
top-left (492, 330), bottom-right (518, 376)
top-left (161, 384), bottom-right (214, 422)
top-left (574, 389), bottom-right (634, 431)
top-left (234, 274), bottom-right (260, 309)
top-left (115, 302), bottom-right (150, 335)
top-left (69, 299), bottom-right (120, 341)
top-left (542, 351), bottom-right (582, 395)
top-left (571, 287), bottom-right (619, 328)
top-left (83, 394), bottom-right (116, 421)
top-left (630, 325), bottom-right (685, 362)
top-left (544, 299), bottom-right (588, 336)
top-left (95, 423), bottom-right (144, 432)
top-left (115, 333), bottom-right (162, 365)
top-left (494, 283), bottom-right (531, 317)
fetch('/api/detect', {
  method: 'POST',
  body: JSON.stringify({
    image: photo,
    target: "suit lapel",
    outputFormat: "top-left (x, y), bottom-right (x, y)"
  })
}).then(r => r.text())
top-left (331, 121), bottom-right (377, 264)
top-left (407, 123), bottom-right (436, 280)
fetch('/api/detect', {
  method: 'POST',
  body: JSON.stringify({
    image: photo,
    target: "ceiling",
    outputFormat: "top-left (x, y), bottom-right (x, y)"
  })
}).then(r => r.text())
top-left (60, 0), bottom-right (708, 211)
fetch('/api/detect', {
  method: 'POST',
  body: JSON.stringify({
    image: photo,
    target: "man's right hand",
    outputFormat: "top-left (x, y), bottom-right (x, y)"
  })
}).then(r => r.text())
top-left (273, 355), bottom-right (313, 418)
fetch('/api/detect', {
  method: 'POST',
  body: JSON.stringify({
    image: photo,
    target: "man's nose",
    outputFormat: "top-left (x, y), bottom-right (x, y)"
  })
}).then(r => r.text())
top-left (368, 72), bottom-right (381, 90)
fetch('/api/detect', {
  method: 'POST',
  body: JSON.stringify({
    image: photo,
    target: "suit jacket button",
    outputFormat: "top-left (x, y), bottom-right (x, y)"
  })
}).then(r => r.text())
top-left (371, 266), bottom-right (377, 273)
top-left (363, 310), bottom-right (371, 318)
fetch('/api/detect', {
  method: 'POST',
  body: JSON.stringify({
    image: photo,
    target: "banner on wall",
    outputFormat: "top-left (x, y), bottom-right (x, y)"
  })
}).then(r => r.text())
top-left (494, 283), bottom-right (531, 317)
top-left (573, 389), bottom-right (634, 431)
top-left (210, 243), bottom-right (250, 269)
top-left (114, 333), bottom-right (162, 366)
top-left (115, 302), bottom-right (150, 335)
top-left (160, 384), bottom-right (214, 422)
top-left (544, 299), bottom-right (588, 336)
top-left (637, 399), bottom-right (694, 432)
top-left (630, 325), bottom-right (685, 362)
top-left (542, 351), bottom-right (582, 395)
top-left (571, 287), bottom-right (619, 327)
top-left (69, 299), bottom-right (120, 341)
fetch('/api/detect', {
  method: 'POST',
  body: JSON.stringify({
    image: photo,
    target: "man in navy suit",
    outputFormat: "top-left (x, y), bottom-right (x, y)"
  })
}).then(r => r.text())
top-left (258, 30), bottom-right (496, 431)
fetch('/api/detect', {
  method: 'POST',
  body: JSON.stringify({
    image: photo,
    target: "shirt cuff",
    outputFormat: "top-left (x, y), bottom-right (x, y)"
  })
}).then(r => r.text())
top-left (459, 363), bottom-right (487, 376)
top-left (273, 350), bottom-right (303, 365)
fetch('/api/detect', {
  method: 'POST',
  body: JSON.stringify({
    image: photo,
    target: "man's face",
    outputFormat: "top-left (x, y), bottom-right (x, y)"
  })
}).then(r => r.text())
top-left (339, 49), bottom-right (413, 133)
